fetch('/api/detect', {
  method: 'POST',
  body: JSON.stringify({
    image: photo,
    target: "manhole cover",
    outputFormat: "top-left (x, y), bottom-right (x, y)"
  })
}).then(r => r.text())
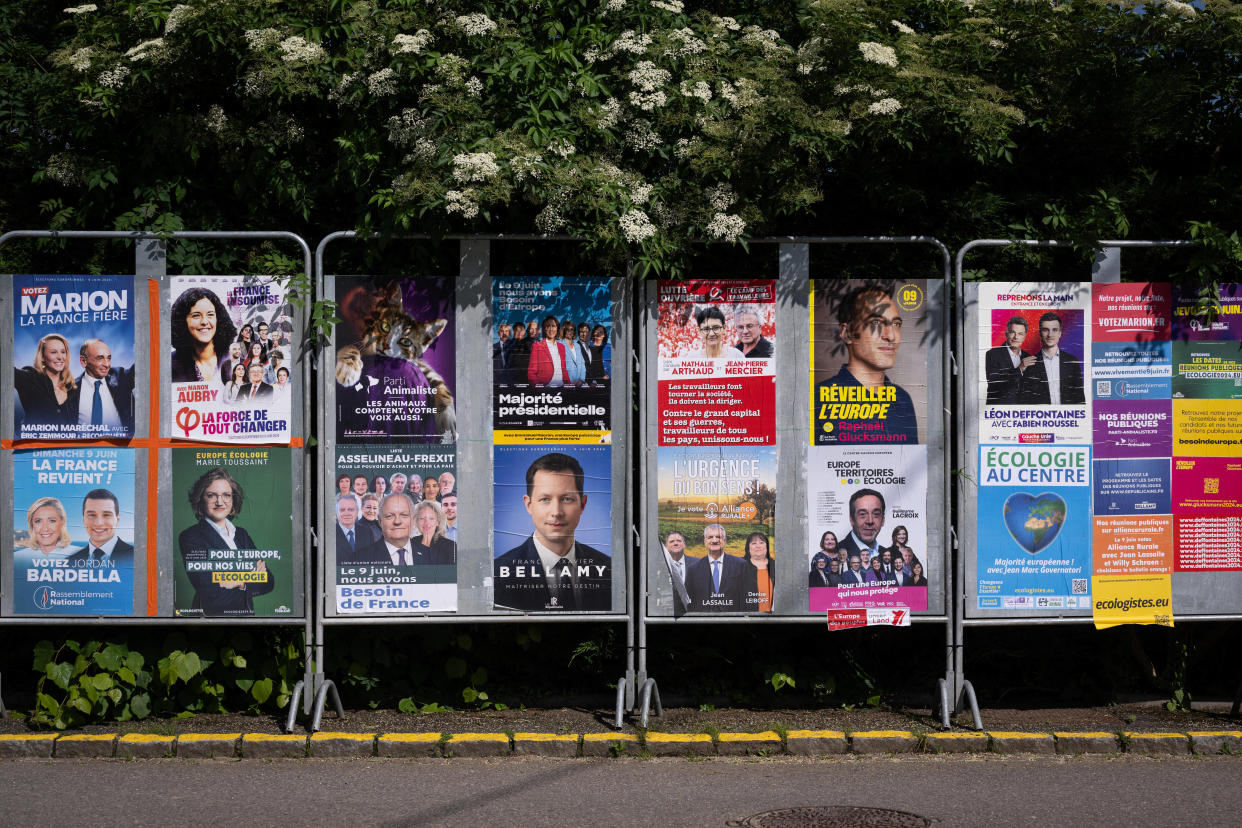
top-left (727, 806), bottom-right (935, 828)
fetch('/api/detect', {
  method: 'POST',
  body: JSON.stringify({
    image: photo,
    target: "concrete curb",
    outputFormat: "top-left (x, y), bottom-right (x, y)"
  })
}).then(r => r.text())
top-left (6, 730), bottom-right (1240, 760)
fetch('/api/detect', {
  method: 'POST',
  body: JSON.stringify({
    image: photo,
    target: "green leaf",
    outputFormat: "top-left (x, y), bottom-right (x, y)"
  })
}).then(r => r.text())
top-left (171, 651), bottom-right (204, 684)
top-left (461, 686), bottom-right (478, 703)
top-left (46, 661), bottom-right (73, 691)
top-left (92, 674), bottom-right (114, 691)
top-left (117, 667), bottom-right (136, 685)
top-left (470, 667), bottom-right (488, 686)
top-left (251, 677), bottom-right (274, 704)
top-left (94, 645), bottom-right (124, 672)
top-left (129, 693), bottom-right (150, 719)
top-left (36, 693), bottom-right (61, 717)
top-left (398, 697), bottom-right (417, 714)
top-left (33, 641), bottom-right (56, 672)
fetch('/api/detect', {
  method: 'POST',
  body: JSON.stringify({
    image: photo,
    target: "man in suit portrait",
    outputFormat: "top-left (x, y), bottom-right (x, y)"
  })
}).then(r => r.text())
top-left (838, 554), bottom-right (865, 586)
top-left (661, 530), bottom-right (692, 615)
top-left (1019, 311), bottom-right (1085, 405)
top-left (685, 523), bottom-right (755, 611)
top-left (354, 492), bottom-right (419, 565)
top-left (493, 452), bottom-right (610, 611)
top-left (240, 362), bottom-right (274, 401)
top-left (68, 488), bottom-right (133, 566)
top-left (493, 322), bottom-right (511, 381)
top-left (837, 488), bottom-right (887, 565)
top-left (71, 338), bottom-right (135, 437)
top-left (984, 316), bottom-right (1036, 406)
top-left (335, 492), bottom-right (377, 563)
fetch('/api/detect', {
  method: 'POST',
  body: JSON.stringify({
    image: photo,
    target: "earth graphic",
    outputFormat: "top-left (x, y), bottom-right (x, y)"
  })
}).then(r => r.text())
top-left (1002, 492), bottom-right (1067, 554)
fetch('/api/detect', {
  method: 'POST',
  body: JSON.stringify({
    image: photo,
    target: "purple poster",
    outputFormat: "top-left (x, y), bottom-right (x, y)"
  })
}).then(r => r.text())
top-left (1092, 400), bottom-right (1172, 459)
top-left (334, 277), bottom-right (457, 444)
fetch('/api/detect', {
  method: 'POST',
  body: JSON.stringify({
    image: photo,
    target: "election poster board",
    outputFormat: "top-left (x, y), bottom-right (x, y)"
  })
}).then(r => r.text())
top-left (171, 447), bottom-right (294, 618)
top-left (656, 445), bottom-right (777, 613)
top-left (12, 274), bottom-right (136, 440)
top-left (334, 277), bottom-right (456, 444)
top-left (492, 277), bottom-right (611, 444)
top-left (169, 276), bottom-right (294, 444)
top-left (808, 280), bottom-right (931, 615)
top-left (493, 444), bottom-right (612, 612)
top-left (10, 448), bottom-right (136, 615)
top-left (331, 445), bottom-right (458, 614)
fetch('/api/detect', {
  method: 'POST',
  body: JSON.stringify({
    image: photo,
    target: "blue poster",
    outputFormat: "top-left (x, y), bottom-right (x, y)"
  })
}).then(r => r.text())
top-left (1091, 341), bottom-right (1171, 400)
top-left (1093, 458), bottom-right (1172, 516)
top-left (11, 448), bottom-right (136, 615)
top-left (492, 444), bottom-right (612, 612)
top-left (976, 445), bottom-right (1092, 611)
top-left (12, 274), bottom-right (136, 440)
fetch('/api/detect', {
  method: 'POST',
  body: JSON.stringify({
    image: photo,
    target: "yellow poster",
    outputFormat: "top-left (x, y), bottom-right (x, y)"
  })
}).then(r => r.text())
top-left (1091, 574), bottom-right (1174, 629)
top-left (1173, 399), bottom-right (1242, 457)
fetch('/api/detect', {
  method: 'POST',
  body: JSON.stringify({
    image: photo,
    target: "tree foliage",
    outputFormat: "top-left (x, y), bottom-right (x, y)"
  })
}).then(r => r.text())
top-left (0, 0), bottom-right (1239, 275)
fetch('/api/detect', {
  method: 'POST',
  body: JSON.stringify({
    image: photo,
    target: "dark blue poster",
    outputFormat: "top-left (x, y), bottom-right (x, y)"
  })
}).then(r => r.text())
top-left (1093, 458), bottom-right (1172, 516)
top-left (12, 275), bottom-right (136, 440)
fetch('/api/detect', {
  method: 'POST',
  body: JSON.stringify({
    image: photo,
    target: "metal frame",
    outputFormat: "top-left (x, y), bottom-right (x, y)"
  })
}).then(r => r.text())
top-left (0, 230), bottom-right (315, 725)
top-left (309, 233), bottom-right (634, 732)
top-left (951, 238), bottom-right (1211, 726)
top-left (636, 236), bottom-right (955, 726)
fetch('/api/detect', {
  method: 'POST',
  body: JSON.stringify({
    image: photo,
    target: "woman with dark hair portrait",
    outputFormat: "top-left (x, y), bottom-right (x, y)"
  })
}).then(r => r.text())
top-left (816, 530), bottom-right (838, 559)
top-left (237, 323), bottom-right (255, 350)
top-left (411, 499), bottom-right (456, 564)
top-left (372, 475), bottom-right (388, 497)
top-left (907, 561), bottom-right (928, 588)
top-left (688, 306), bottom-right (743, 359)
top-left (171, 287), bottom-right (237, 384)
top-left (336, 474), bottom-right (352, 495)
top-left (744, 531), bottom-right (774, 612)
top-left (809, 552), bottom-right (834, 588)
top-left (243, 340), bottom-right (267, 370)
top-left (223, 362), bottom-right (248, 404)
top-left (887, 525), bottom-right (922, 574)
top-left (587, 324), bottom-right (610, 382)
top-left (178, 467), bottom-right (273, 616)
top-left (14, 333), bottom-right (77, 428)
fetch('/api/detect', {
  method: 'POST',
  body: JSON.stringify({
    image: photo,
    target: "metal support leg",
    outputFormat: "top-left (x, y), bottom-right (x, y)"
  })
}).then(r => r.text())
top-left (310, 680), bottom-right (345, 733)
top-left (958, 680), bottom-right (983, 730)
top-left (284, 681), bottom-right (305, 733)
top-left (938, 678), bottom-right (951, 730)
top-left (638, 678), bottom-right (662, 728)
top-left (615, 678), bottom-right (629, 729)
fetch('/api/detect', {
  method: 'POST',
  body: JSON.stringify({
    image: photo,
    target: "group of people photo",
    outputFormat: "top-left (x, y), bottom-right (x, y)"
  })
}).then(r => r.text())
top-left (662, 302), bottom-right (774, 360)
top-left (809, 526), bottom-right (927, 589)
top-left (14, 333), bottom-right (135, 438)
top-left (984, 311), bottom-right (1085, 406)
top-left (335, 471), bottom-right (458, 566)
top-left (17, 489), bottom-right (134, 570)
top-left (170, 286), bottom-right (293, 401)
top-left (493, 318), bottom-right (611, 386)
top-left (661, 524), bottom-right (775, 614)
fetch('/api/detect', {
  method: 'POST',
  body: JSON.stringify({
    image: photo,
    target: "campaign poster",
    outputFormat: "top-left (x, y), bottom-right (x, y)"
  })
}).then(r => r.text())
top-left (493, 444), bottom-right (612, 612)
top-left (172, 447), bottom-right (294, 617)
top-left (656, 280), bottom-right (775, 446)
top-left (655, 445), bottom-right (776, 613)
top-left (1172, 456), bottom-right (1242, 572)
top-left (1091, 282), bottom-right (1172, 402)
top-left (332, 445), bottom-right (457, 614)
top-left (1171, 342), bottom-right (1242, 400)
top-left (334, 276), bottom-right (456, 444)
top-left (976, 444), bottom-right (1092, 610)
top-left (1171, 283), bottom-right (1242, 342)
top-left (811, 279), bottom-right (928, 446)
top-left (806, 446), bottom-right (928, 612)
top-left (169, 276), bottom-right (294, 444)
top-left (12, 274), bottom-right (136, 440)
top-left (1092, 458), bottom-right (1171, 516)
top-left (1092, 516), bottom-right (1173, 575)
top-left (978, 283), bottom-right (1092, 444)
top-left (492, 277), bottom-right (612, 443)
top-left (10, 448), bottom-right (135, 615)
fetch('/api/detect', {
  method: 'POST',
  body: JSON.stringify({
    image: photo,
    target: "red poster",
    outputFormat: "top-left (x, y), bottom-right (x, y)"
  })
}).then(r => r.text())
top-left (657, 280), bottom-right (775, 446)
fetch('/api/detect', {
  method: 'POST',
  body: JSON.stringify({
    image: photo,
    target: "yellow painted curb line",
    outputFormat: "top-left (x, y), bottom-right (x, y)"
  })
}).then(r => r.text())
top-left (118, 734), bottom-right (174, 743)
top-left (644, 733), bottom-right (712, 743)
top-left (0, 734), bottom-right (57, 742)
top-left (786, 730), bottom-right (845, 739)
top-left (1054, 731), bottom-right (1115, 738)
top-left (179, 733), bottom-right (240, 742)
top-left (583, 732), bottom-right (637, 742)
top-left (379, 733), bottom-right (441, 743)
top-left (926, 733), bottom-right (987, 740)
top-left (851, 730), bottom-right (914, 738)
top-left (1125, 732), bottom-right (1187, 739)
top-left (56, 734), bottom-right (115, 742)
top-left (446, 733), bottom-right (509, 743)
top-left (988, 732), bottom-right (1052, 739)
top-left (513, 733), bottom-right (579, 741)
top-left (310, 733), bottom-right (375, 742)
top-left (1188, 731), bottom-right (1242, 738)
top-left (718, 731), bottom-right (780, 742)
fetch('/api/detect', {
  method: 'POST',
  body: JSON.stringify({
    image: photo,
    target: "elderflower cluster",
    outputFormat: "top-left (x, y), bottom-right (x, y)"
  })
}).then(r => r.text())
top-left (393, 30), bottom-right (434, 54)
top-left (244, 28), bottom-right (280, 51)
top-left (549, 139), bottom-right (575, 158)
top-left (891, 20), bottom-right (915, 35)
top-left (205, 104), bottom-right (228, 134)
top-left (368, 68), bottom-right (398, 96)
top-left (126, 38), bottom-right (165, 62)
top-left (279, 35), bottom-right (326, 64)
top-left (710, 15), bottom-right (740, 32)
top-left (67, 47), bottom-right (93, 72)
top-left (867, 97), bottom-right (903, 116)
top-left (858, 41), bottom-right (899, 68)
top-left (651, 0), bottom-right (683, 11)
top-left (1161, 0), bottom-right (1196, 17)
top-left (410, 138), bottom-right (437, 161)
top-left (625, 120), bottom-right (661, 151)
top-left (455, 13), bottom-right (497, 36)
top-left (63, 4), bottom-right (96, 14)
top-left (628, 61), bottom-right (670, 110)
top-left (619, 210), bottom-right (656, 243)
top-left (707, 183), bottom-right (736, 212)
top-left (465, 77), bottom-right (483, 97)
top-left (673, 137), bottom-right (699, 158)
top-left (718, 78), bottom-right (761, 108)
top-left (45, 153), bottom-right (80, 186)
top-left (512, 154), bottom-right (543, 183)
top-left (451, 152), bottom-right (500, 183)
top-left (444, 190), bottom-right (480, 220)
top-left (740, 26), bottom-right (787, 54)
top-left (796, 37), bottom-right (825, 75)
top-left (667, 28), bottom-right (705, 57)
top-left (706, 213), bottom-right (746, 243)
top-left (603, 0), bottom-right (626, 13)
top-left (97, 64), bottom-right (130, 88)
top-left (597, 97), bottom-right (622, 129)
top-left (612, 30), bottom-right (652, 55)
top-left (435, 54), bottom-right (469, 83)
top-left (629, 181), bottom-right (654, 205)
top-left (165, 5), bottom-right (194, 33)
top-left (387, 109), bottom-right (427, 147)
top-left (680, 80), bottom-right (712, 102)
top-left (535, 204), bottom-right (566, 233)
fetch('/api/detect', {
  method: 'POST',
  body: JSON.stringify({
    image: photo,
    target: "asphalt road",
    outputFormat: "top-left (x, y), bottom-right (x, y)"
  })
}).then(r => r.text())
top-left (2, 755), bottom-right (1238, 826)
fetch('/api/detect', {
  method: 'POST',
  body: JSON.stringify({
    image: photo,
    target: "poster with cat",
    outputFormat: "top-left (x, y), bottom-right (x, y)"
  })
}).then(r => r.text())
top-left (334, 277), bottom-right (457, 444)
top-left (169, 276), bottom-right (294, 444)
